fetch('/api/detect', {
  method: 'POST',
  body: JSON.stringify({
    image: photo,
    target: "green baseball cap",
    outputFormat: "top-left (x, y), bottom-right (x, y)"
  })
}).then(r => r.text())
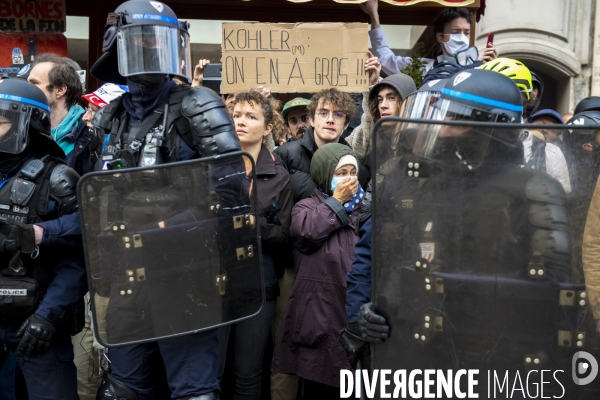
top-left (282, 97), bottom-right (311, 119)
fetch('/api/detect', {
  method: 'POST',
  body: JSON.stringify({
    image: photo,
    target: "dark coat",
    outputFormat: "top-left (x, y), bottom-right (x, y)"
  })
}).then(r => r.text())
top-left (64, 115), bottom-right (91, 176)
top-left (274, 127), bottom-right (368, 204)
top-left (253, 145), bottom-right (293, 293)
top-left (345, 217), bottom-right (372, 324)
top-left (273, 188), bottom-right (360, 387)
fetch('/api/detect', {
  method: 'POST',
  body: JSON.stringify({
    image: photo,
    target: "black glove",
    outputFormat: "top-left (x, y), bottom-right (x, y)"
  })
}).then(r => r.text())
top-left (358, 302), bottom-right (389, 344)
top-left (16, 313), bottom-right (56, 360)
top-left (0, 220), bottom-right (36, 254)
top-left (339, 323), bottom-right (368, 368)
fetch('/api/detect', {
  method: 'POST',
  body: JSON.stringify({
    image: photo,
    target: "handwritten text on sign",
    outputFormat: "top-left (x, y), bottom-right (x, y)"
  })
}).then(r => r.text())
top-left (221, 22), bottom-right (369, 93)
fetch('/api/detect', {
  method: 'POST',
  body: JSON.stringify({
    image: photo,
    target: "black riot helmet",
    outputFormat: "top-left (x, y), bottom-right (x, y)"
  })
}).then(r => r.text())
top-left (524, 70), bottom-right (544, 119)
top-left (565, 111), bottom-right (600, 152)
top-left (574, 96), bottom-right (600, 115)
top-left (409, 69), bottom-right (524, 170)
top-left (91, 0), bottom-right (192, 85)
top-left (0, 77), bottom-right (54, 155)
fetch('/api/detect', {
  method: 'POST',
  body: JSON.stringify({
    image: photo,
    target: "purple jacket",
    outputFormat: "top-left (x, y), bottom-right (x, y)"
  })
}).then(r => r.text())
top-left (274, 188), bottom-right (360, 387)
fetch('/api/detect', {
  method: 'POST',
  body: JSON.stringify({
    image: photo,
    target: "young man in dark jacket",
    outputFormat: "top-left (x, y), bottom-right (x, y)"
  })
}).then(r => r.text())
top-left (275, 88), bottom-right (368, 204)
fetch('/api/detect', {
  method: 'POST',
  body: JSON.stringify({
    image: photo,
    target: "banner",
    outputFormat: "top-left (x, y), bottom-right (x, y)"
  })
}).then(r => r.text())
top-left (221, 22), bottom-right (369, 93)
top-left (0, 0), bottom-right (66, 33)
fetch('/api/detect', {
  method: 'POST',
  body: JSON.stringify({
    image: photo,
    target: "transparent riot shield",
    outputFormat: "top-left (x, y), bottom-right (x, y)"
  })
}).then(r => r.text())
top-left (371, 119), bottom-right (600, 398)
top-left (77, 152), bottom-right (263, 347)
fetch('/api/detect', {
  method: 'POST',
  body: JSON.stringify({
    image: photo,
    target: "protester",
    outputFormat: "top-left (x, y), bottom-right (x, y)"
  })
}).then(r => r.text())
top-left (524, 71), bottom-right (545, 120)
top-left (192, 59), bottom-right (211, 88)
top-left (81, 83), bottom-right (129, 168)
top-left (345, 73), bottom-right (417, 172)
top-left (360, 0), bottom-right (497, 83)
top-left (0, 78), bottom-right (86, 400)
top-left (274, 143), bottom-right (363, 398)
top-left (218, 91), bottom-right (292, 400)
top-left (282, 97), bottom-right (311, 142)
top-left (529, 109), bottom-right (566, 146)
top-left (27, 53), bottom-right (91, 176)
top-left (275, 88), bottom-right (369, 203)
top-left (483, 59), bottom-right (571, 192)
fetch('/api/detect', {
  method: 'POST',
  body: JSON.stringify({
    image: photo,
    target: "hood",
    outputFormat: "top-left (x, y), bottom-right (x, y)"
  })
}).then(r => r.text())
top-left (310, 143), bottom-right (357, 196)
top-left (368, 73), bottom-right (417, 104)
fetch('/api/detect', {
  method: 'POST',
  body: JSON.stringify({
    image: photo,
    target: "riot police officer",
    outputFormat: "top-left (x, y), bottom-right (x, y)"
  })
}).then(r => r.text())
top-left (366, 69), bottom-right (585, 394)
top-left (88, 1), bottom-right (245, 399)
top-left (0, 78), bottom-right (86, 399)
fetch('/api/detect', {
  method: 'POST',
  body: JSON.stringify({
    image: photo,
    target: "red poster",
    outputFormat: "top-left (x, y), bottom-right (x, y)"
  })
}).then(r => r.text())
top-left (0, 32), bottom-right (67, 77)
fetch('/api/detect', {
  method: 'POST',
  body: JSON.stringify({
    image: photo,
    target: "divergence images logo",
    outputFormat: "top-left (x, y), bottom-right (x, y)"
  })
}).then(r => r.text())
top-left (572, 351), bottom-right (598, 386)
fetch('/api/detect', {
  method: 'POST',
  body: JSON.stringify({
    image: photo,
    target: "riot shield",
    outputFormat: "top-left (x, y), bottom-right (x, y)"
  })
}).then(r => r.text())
top-left (371, 119), bottom-right (600, 398)
top-left (78, 152), bottom-right (264, 347)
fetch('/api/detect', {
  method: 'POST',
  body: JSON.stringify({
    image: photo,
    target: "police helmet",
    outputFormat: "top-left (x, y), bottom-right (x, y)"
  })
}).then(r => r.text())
top-left (409, 70), bottom-right (524, 170)
top-left (565, 111), bottom-right (600, 151)
top-left (437, 69), bottom-right (523, 123)
top-left (91, 0), bottom-right (192, 85)
top-left (525, 71), bottom-right (544, 118)
top-left (0, 78), bottom-right (51, 155)
top-left (574, 97), bottom-right (600, 115)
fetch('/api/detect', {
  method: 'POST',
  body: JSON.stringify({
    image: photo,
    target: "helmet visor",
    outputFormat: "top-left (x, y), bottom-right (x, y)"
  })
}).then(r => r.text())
top-left (409, 94), bottom-right (497, 169)
top-left (117, 25), bottom-right (192, 82)
top-left (400, 91), bottom-right (443, 120)
top-left (0, 102), bottom-right (30, 155)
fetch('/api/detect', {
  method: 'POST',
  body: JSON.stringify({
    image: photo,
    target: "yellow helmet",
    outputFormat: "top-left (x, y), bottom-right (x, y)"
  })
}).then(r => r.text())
top-left (481, 58), bottom-right (533, 101)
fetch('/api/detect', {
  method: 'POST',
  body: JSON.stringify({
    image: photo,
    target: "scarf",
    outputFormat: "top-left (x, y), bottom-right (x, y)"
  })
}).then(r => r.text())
top-left (51, 105), bottom-right (84, 155)
top-left (124, 78), bottom-right (175, 122)
top-left (321, 184), bottom-right (365, 214)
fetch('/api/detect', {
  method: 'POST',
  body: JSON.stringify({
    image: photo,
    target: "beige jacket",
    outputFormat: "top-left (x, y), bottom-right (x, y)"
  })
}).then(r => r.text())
top-left (582, 177), bottom-right (600, 319)
top-left (345, 91), bottom-right (373, 166)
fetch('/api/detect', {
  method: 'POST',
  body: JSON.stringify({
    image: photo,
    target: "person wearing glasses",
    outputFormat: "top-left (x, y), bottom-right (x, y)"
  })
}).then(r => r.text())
top-left (275, 88), bottom-right (368, 204)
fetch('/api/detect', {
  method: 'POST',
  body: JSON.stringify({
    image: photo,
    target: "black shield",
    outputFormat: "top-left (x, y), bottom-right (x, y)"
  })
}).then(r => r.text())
top-left (78, 152), bottom-right (263, 347)
top-left (371, 119), bottom-right (600, 398)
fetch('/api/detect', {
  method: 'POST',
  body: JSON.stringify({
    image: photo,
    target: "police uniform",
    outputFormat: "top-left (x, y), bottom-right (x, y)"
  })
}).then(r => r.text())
top-left (87, 1), bottom-right (250, 399)
top-left (0, 78), bottom-right (86, 400)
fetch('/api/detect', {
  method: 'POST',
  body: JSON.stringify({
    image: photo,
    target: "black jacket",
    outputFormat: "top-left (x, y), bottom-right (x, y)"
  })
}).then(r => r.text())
top-left (274, 127), bottom-right (368, 204)
top-left (254, 146), bottom-right (293, 283)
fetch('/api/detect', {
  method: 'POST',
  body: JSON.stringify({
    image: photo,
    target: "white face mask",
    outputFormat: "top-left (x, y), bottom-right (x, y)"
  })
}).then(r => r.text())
top-left (331, 176), bottom-right (356, 192)
top-left (443, 33), bottom-right (470, 56)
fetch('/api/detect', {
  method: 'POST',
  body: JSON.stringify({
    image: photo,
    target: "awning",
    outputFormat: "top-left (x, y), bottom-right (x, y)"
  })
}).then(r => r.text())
top-left (289, 0), bottom-right (476, 5)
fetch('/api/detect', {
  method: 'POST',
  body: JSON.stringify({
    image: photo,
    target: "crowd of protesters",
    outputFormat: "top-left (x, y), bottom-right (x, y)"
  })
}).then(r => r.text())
top-left (2, 0), bottom-right (600, 399)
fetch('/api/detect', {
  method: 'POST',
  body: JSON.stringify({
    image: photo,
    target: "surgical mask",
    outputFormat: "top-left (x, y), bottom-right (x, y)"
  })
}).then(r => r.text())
top-left (443, 34), bottom-right (469, 56)
top-left (331, 176), bottom-right (355, 192)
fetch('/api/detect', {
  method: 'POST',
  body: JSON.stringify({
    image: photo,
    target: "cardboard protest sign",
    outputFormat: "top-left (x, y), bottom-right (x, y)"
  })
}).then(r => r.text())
top-left (221, 22), bottom-right (369, 93)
